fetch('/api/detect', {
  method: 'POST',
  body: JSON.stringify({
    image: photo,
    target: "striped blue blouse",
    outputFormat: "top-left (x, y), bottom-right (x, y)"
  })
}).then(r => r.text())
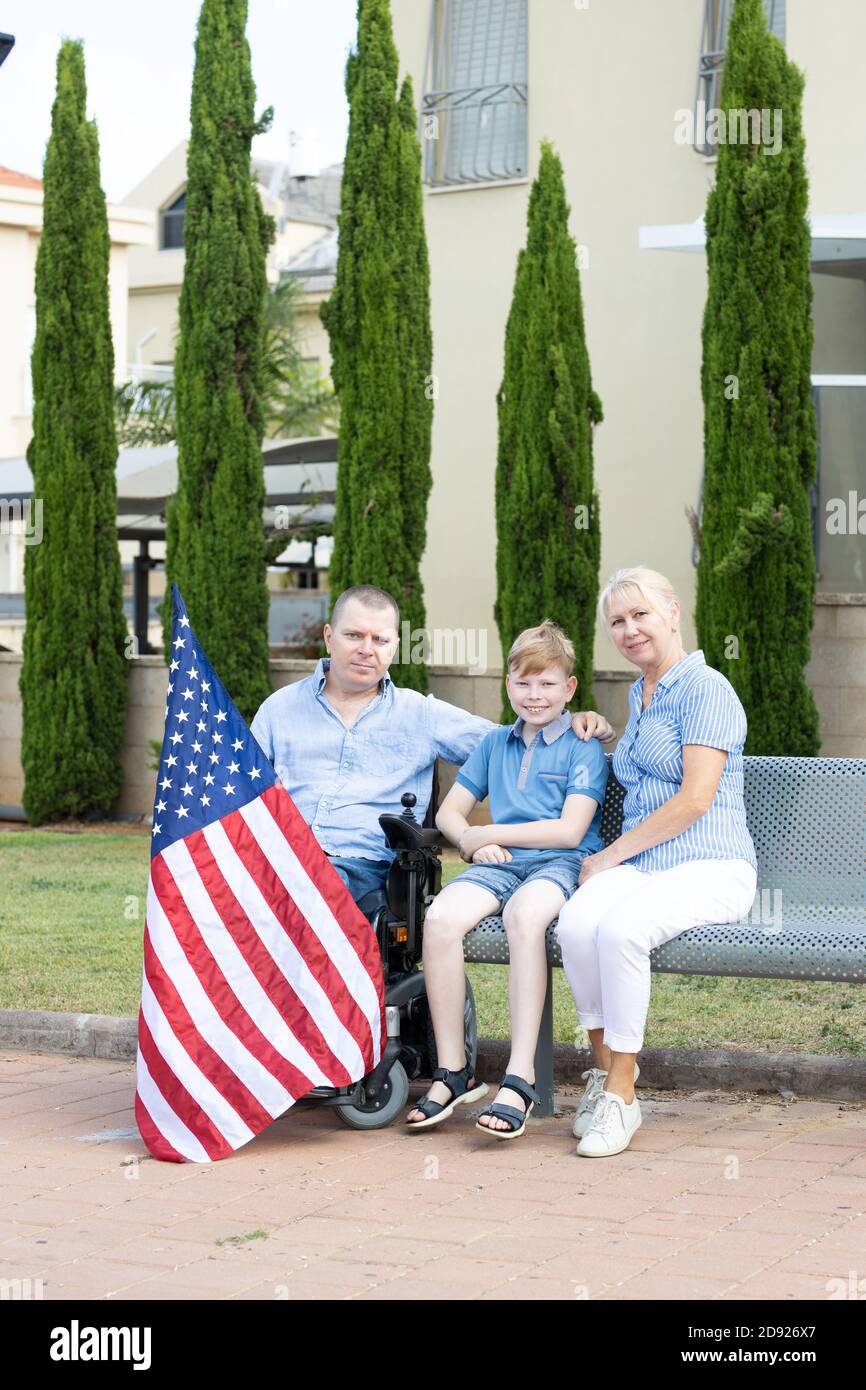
top-left (612, 650), bottom-right (757, 872)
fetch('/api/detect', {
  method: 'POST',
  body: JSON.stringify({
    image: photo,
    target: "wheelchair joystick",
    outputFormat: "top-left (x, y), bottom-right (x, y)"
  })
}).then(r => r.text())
top-left (400, 793), bottom-right (418, 822)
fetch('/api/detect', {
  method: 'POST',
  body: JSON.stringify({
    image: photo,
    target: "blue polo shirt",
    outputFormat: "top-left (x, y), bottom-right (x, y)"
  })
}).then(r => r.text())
top-left (455, 712), bottom-right (608, 863)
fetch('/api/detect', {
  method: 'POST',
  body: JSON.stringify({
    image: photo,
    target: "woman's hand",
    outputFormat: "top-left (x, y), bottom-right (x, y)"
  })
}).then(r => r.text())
top-left (578, 847), bottom-right (618, 885)
top-left (471, 844), bottom-right (513, 865)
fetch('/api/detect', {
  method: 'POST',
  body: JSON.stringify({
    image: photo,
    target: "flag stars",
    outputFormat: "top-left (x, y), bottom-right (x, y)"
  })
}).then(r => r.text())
top-left (187, 666), bottom-right (199, 681)
top-left (208, 752), bottom-right (220, 766)
top-left (181, 782), bottom-right (194, 797)
top-left (223, 782), bottom-right (236, 796)
top-left (212, 731), bottom-right (223, 745)
top-left (179, 614), bottom-right (190, 629)
top-left (169, 659), bottom-right (180, 673)
top-left (156, 799), bottom-right (167, 814)
top-left (196, 720), bottom-right (206, 733)
top-left (215, 710), bottom-right (228, 724)
top-left (166, 683), bottom-right (174, 695)
top-left (173, 635), bottom-right (186, 650)
top-left (169, 732), bottom-right (184, 746)
top-left (249, 768), bottom-right (261, 781)
top-left (200, 701), bottom-right (209, 712)
top-left (204, 772), bottom-right (215, 786)
top-left (185, 761), bottom-right (198, 776)
top-left (227, 760), bottom-right (240, 775)
top-left (152, 823), bottom-right (162, 835)
top-left (192, 740), bottom-right (202, 754)
top-left (175, 806), bottom-right (190, 819)
top-left (165, 754), bottom-right (178, 768)
top-left (200, 794), bottom-right (211, 808)
top-left (181, 687), bottom-right (195, 702)
top-left (159, 776), bottom-right (172, 792)
top-left (231, 738), bottom-right (243, 752)
top-left (176, 710), bottom-right (189, 723)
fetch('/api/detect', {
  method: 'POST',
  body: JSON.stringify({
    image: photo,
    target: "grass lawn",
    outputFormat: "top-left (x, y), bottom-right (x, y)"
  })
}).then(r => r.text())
top-left (0, 829), bottom-right (863, 1055)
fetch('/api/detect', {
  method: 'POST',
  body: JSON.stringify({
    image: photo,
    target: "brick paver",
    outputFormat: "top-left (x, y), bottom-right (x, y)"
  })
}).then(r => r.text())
top-left (0, 1049), bottom-right (863, 1301)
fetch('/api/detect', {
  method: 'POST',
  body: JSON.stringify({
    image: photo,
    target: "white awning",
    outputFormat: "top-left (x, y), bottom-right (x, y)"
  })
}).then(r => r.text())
top-left (639, 213), bottom-right (866, 267)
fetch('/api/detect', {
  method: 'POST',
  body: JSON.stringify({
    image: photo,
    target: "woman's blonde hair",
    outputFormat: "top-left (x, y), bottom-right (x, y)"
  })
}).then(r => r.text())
top-left (507, 619), bottom-right (575, 679)
top-left (597, 566), bottom-right (679, 632)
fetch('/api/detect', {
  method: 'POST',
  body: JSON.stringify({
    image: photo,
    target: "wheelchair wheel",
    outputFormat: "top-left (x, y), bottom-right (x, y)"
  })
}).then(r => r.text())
top-left (424, 974), bottom-right (478, 1075)
top-left (333, 1059), bottom-right (409, 1131)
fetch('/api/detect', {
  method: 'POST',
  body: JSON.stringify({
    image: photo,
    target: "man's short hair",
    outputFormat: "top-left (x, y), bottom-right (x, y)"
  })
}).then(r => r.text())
top-left (507, 619), bottom-right (575, 679)
top-left (329, 584), bottom-right (400, 632)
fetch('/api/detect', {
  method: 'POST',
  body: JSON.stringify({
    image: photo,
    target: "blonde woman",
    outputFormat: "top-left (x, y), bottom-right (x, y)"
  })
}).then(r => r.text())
top-left (556, 567), bottom-right (757, 1158)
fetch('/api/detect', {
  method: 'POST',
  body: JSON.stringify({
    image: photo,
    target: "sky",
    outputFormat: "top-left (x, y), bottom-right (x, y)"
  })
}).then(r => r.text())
top-left (0, 0), bottom-right (359, 201)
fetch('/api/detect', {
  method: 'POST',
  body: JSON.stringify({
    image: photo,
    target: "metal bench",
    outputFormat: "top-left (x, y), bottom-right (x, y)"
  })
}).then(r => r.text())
top-left (462, 756), bottom-right (866, 1115)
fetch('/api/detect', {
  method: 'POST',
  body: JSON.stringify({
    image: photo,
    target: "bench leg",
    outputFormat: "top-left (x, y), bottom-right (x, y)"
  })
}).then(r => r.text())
top-left (533, 966), bottom-right (555, 1117)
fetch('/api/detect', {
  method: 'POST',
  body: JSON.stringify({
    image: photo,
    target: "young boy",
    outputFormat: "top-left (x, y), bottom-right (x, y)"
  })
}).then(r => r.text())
top-left (405, 620), bottom-right (609, 1138)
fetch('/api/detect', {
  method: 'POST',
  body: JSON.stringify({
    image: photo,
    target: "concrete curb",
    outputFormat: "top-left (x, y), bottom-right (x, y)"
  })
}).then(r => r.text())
top-left (1, 1009), bottom-right (863, 1101)
top-left (477, 1039), bottom-right (866, 1103)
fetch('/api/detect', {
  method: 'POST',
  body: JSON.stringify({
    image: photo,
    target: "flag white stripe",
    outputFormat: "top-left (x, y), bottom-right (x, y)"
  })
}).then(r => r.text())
top-left (199, 821), bottom-right (365, 1079)
top-left (135, 1049), bottom-right (212, 1163)
top-left (165, 834), bottom-right (341, 1084)
top-left (140, 973), bottom-right (255, 1150)
top-left (146, 875), bottom-right (294, 1113)
top-left (241, 795), bottom-right (383, 1063)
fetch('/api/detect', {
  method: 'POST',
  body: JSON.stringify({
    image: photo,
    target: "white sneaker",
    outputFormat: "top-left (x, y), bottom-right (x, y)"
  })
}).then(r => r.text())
top-left (572, 1063), bottom-right (640, 1139)
top-left (576, 1090), bottom-right (642, 1157)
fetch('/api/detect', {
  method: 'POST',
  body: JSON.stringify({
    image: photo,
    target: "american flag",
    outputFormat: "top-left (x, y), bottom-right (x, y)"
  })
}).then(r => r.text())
top-left (135, 584), bottom-right (386, 1163)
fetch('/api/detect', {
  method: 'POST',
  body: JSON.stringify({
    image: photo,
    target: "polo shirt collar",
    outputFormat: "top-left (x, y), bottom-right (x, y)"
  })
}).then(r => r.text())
top-left (507, 710), bottom-right (573, 744)
top-left (314, 656), bottom-right (393, 695)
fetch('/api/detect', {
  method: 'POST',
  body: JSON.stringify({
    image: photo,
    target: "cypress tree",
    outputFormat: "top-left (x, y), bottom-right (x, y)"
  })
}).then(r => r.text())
top-left (696, 0), bottom-right (819, 754)
top-left (164, 0), bottom-right (275, 722)
top-left (321, 0), bottom-right (433, 691)
top-left (494, 141), bottom-right (602, 719)
top-left (20, 39), bottom-right (127, 825)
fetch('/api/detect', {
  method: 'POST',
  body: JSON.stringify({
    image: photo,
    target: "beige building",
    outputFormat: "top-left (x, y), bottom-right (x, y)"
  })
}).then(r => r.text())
top-left (122, 140), bottom-right (335, 382)
top-left (0, 164), bottom-right (152, 646)
top-left (388, 0), bottom-right (866, 749)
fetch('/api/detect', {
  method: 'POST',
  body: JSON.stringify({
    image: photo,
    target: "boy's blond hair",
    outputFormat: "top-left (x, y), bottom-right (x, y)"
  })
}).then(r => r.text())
top-left (507, 619), bottom-right (575, 680)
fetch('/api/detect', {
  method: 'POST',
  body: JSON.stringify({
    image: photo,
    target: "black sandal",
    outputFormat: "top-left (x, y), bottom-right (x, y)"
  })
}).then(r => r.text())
top-left (405, 1063), bottom-right (489, 1131)
top-left (475, 1073), bottom-right (540, 1141)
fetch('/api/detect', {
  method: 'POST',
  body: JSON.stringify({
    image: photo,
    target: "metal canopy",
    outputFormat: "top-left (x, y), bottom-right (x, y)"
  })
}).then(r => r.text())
top-left (0, 435), bottom-right (338, 541)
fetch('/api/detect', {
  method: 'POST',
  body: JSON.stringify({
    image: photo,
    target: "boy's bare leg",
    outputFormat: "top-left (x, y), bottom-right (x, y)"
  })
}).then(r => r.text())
top-left (478, 879), bottom-right (566, 1131)
top-left (406, 880), bottom-right (500, 1121)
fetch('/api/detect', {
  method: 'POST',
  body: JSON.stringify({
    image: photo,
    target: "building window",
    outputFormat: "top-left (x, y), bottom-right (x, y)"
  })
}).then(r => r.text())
top-left (160, 192), bottom-right (185, 249)
top-left (812, 379), bottom-right (866, 595)
top-left (421, 0), bottom-right (528, 187)
top-left (694, 0), bottom-right (786, 157)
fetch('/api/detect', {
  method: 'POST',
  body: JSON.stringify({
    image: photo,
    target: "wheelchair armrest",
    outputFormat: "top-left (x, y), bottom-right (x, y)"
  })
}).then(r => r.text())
top-left (378, 814), bottom-right (442, 852)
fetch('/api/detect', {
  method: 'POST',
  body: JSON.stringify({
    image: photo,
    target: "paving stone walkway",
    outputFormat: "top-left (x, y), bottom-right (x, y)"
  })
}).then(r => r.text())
top-left (0, 1050), bottom-right (864, 1301)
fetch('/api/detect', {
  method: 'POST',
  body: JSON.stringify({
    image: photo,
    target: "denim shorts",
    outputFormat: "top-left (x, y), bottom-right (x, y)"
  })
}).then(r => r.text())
top-left (327, 855), bottom-right (391, 914)
top-left (456, 853), bottom-right (585, 909)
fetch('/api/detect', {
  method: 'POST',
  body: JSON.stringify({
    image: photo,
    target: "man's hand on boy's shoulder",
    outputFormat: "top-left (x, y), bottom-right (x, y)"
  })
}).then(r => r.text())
top-left (571, 710), bottom-right (616, 743)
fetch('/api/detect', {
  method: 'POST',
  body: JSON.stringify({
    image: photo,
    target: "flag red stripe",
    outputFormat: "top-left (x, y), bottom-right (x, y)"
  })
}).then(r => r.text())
top-left (185, 825), bottom-right (354, 1085)
top-left (262, 783), bottom-right (386, 1026)
top-left (136, 1005), bottom-right (231, 1162)
top-left (134, 1091), bottom-right (187, 1165)
top-left (217, 807), bottom-right (375, 1067)
top-left (150, 856), bottom-right (323, 1097)
top-left (143, 913), bottom-right (279, 1131)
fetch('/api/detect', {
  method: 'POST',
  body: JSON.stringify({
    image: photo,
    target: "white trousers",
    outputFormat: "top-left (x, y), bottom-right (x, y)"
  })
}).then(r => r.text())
top-left (555, 859), bottom-right (757, 1054)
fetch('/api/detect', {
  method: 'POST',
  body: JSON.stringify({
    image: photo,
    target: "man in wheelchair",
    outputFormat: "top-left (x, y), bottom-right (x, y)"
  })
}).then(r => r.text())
top-left (250, 583), bottom-right (613, 1127)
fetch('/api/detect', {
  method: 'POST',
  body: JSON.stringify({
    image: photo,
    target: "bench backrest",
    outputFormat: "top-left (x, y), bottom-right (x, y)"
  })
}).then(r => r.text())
top-left (600, 756), bottom-right (866, 914)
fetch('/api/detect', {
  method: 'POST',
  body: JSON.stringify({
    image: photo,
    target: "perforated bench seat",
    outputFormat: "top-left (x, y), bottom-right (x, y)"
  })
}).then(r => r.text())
top-left (461, 757), bottom-right (866, 1111)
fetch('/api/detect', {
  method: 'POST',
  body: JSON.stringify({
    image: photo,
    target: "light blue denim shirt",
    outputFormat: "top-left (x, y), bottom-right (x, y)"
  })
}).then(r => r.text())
top-left (612, 650), bottom-right (757, 872)
top-left (250, 659), bottom-right (497, 862)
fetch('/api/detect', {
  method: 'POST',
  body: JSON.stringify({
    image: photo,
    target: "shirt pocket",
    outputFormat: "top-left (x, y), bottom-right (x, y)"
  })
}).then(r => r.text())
top-left (359, 732), bottom-right (419, 780)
